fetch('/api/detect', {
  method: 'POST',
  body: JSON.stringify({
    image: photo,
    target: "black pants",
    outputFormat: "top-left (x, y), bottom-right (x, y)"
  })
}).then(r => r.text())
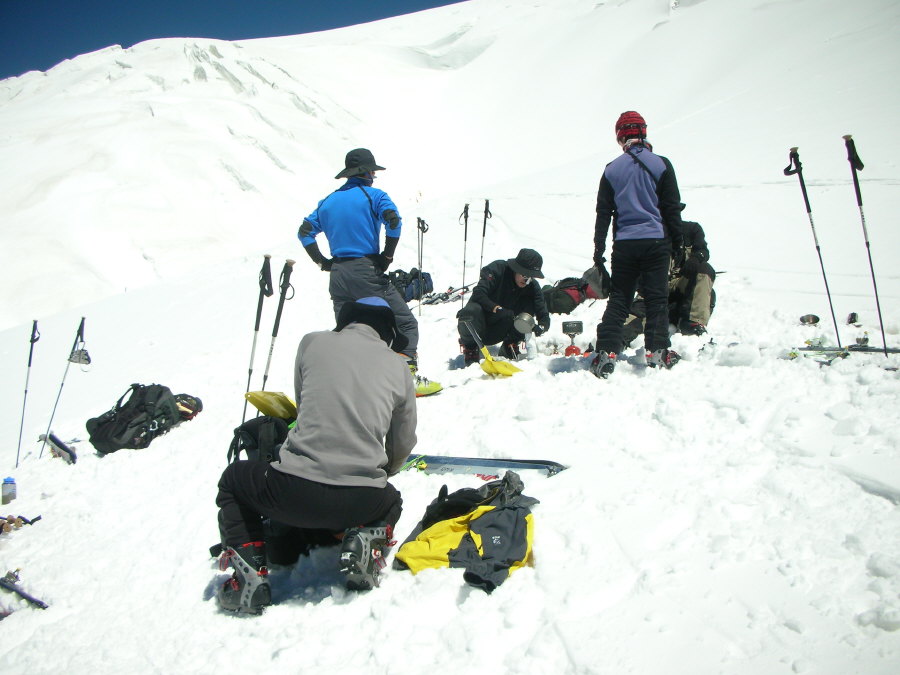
top-left (597, 238), bottom-right (672, 354)
top-left (216, 461), bottom-right (403, 552)
top-left (456, 303), bottom-right (523, 348)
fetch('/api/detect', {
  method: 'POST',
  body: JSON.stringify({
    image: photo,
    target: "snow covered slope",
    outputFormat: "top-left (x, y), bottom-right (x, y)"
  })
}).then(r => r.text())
top-left (1, 1), bottom-right (899, 673)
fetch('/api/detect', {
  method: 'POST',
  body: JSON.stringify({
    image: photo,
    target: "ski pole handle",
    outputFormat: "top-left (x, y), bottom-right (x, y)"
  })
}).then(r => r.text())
top-left (417, 217), bottom-right (429, 233)
top-left (843, 134), bottom-right (864, 171)
top-left (784, 147), bottom-right (812, 215)
top-left (259, 254), bottom-right (274, 295)
top-left (843, 134), bottom-right (865, 207)
top-left (783, 147), bottom-right (801, 176)
top-left (28, 320), bottom-right (39, 366)
top-left (271, 260), bottom-right (295, 337)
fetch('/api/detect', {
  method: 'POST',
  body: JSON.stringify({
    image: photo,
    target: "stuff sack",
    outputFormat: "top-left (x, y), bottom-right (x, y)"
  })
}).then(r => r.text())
top-left (227, 415), bottom-right (289, 464)
top-left (541, 277), bottom-right (584, 314)
top-left (392, 471), bottom-right (539, 593)
top-left (86, 383), bottom-right (195, 454)
top-left (389, 268), bottom-right (434, 302)
top-left (541, 266), bottom-right (610, 314)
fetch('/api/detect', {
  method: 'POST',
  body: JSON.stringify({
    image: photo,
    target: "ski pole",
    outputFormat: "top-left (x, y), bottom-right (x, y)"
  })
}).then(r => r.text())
top-left (478, 198), bottom-right (492, 272)
top-left (460, 203), bottom-right (469, 303)
top-left (39, 317), bottom-right (91, 460)
top-left (416, 218), bottom-right (428, 316)
top-left (260, 260), bottom-right (295, 392)
top-left (242, 255), bottom-right (275, 422)
top-left (783, 147), bottom-right (842, 348)
top-left (15, 321), bottom-right (40, 468)
top-left (843, 135), bottom-right (888, 357)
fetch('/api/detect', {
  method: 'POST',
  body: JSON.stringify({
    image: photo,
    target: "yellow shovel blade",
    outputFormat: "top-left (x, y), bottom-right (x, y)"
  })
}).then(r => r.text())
top-left (245, 391), bottom-right (297, 419)
top-left (479, 347), bottom-right (522, 377)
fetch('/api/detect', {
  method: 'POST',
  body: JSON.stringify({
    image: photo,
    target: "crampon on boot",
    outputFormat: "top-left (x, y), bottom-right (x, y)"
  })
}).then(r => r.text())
top-left (408, 360), bottom-right (442, 397)
top-left (217, 541), bottom-right (271, 615)
top-left (646, 348), bottom-right (681, 369)
top-left (589, 351), bottom-right (617, 379)
top-left (339, 524), bottom-right (394, 591)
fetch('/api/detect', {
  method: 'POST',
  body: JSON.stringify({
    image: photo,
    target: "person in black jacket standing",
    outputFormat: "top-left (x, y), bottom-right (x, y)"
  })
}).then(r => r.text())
top-left (590, 111), bottom-right (684, 379)
top-left (456, 248), bottom-right (551, 365)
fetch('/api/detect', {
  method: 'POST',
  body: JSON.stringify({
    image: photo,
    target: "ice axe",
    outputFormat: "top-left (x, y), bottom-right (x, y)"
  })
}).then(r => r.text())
top-left (462, 320), bottom-right (522, 377)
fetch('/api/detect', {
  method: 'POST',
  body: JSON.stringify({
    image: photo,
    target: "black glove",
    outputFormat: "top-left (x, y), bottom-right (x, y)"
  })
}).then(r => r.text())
top-left (598, 263), bottom-right (611, 297)
top-left (534, 316), bottom-right (551, 337)
top-left (593, 251), bottom-right (606, 270)
top-left (679, 255), bottom-right (699, 277)
top-left (373, 254), bottom-right (393, 273)
top-left (495, 307), bottom-right (515, 323)
top-left (320, 258), bottom-right (333, 272)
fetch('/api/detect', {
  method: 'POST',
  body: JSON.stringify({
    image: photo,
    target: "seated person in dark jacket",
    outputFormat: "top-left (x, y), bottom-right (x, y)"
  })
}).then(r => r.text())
top-left (456, 248), bottom-right (551, 365)
top-left (669, 217), bottom-right (715, 335)
top-left (623, 215), bottom-right (716, 344)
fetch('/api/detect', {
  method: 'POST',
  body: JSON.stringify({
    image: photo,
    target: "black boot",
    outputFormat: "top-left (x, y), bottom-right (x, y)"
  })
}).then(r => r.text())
top-left (339, 525), bottom-right (393, 591)
top-left (499, 341), bottom-right (521, 360)
top-left (217, 541), bottom-right (271, 615)
top-left (460, 342), bottom-right (481, 366)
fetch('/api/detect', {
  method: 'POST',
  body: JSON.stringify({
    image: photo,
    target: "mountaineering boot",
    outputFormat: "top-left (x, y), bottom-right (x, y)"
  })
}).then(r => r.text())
top-left (679, 320), bottom-right (707, 336)
top-left (339, 524), bottom-right (393, 591)
top-left (499, 341), bottom-right (521, 361)
top-left (407, 359), bottom-right (442, 397)
top-left (216, 541), bottom-right (271, 615)
top-left (460, 342), bottom-right (481, 366)
top-left (646, 348), bottom-right (681, 369)
top-left (589, 351), bottom-right (616, 379)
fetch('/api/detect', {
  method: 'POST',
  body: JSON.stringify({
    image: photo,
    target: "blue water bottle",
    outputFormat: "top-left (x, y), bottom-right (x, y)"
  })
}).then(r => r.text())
top-left (2, 477), bottom-right (16, 505)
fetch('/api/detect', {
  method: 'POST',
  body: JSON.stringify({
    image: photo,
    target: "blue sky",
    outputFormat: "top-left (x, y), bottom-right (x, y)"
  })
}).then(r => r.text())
top-left (0, 0), bottom-right (465, 80)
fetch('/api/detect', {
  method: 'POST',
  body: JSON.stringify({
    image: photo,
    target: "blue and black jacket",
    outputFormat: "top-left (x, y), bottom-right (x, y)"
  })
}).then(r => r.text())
top-left (299, 177), bottom-right (402, 258)
top-left (594, 144), bottom-right (684, 258)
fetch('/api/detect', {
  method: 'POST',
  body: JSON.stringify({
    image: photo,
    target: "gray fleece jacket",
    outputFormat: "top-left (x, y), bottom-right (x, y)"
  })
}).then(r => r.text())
top-left (271, 322), bottom-right (417, 488)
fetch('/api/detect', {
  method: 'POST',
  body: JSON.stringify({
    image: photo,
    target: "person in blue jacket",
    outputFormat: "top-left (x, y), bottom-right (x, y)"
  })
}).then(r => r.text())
top-left (298, 148), bottom-right (441, 396)
top-left (590, 111), bottom-right (685, 378)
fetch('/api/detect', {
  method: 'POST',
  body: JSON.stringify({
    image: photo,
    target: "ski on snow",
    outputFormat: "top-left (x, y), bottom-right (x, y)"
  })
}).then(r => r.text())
top-left (401, 454), bottom-right (567, 479)
top-left (0, 570), bottom-right (49, 611)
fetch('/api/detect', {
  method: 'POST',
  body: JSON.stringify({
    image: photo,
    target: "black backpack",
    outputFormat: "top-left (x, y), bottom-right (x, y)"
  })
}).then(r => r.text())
top-left (389, 268), bottom-right (434, 302)
top-left (86, 383), bottom-right (188, 454)
top-left (227, 416), bottom-right (289, 463)
top-left (541, 277), bottom-right (585, 314)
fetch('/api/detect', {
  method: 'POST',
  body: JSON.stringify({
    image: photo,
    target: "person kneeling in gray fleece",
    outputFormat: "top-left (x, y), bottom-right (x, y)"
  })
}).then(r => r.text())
top-left (214, 296), bottom-right (417, 614)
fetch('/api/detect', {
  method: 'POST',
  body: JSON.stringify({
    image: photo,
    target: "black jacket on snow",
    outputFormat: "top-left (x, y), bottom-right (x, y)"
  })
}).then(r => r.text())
top-left (469, 259), bottom-right (550, 323)
top-left (682, 220), bottom-right (710, 263)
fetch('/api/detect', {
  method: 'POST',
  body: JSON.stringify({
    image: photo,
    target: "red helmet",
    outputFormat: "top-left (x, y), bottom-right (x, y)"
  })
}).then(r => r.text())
top-left (615, 111), bottom-right (647, 142)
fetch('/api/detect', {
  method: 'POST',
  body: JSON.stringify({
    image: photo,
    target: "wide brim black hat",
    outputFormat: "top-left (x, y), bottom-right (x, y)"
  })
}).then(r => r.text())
top-left (507, 248), bottom-right (544, 279)
top-left (336, 296), bottom-right (409, 352)
top-left (335, 148), bottom-right (386, 179)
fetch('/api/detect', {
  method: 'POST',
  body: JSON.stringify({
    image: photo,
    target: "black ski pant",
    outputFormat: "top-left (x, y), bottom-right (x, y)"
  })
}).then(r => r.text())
top-left (456, 303), bottom-right (523, 348)
top-left (597, 238), bottom-right (672, 354)
top-left (216, 461), bottom-right (403, 555)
